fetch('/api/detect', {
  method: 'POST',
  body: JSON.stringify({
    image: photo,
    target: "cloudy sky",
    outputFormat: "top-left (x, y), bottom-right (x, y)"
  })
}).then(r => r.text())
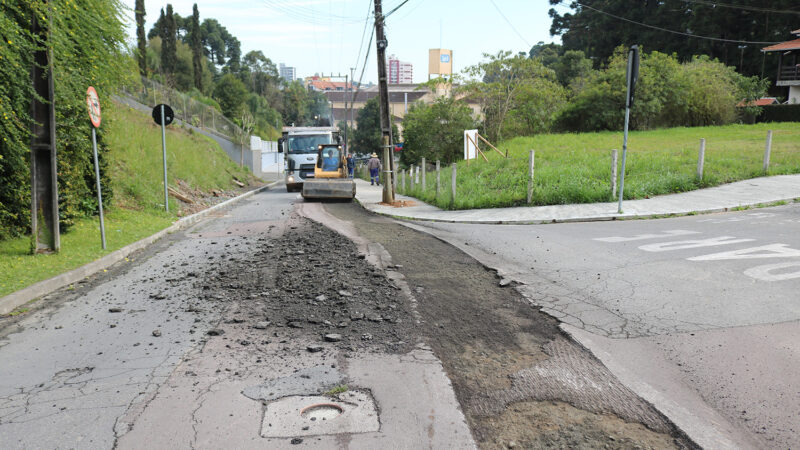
top-left (122, 0), bottom-right (567, 83)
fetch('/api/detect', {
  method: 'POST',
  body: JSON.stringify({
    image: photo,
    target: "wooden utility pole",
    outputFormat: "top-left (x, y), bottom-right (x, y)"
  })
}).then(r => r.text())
top-left (373, 0), bottom-right (394, 203)
top-left (30, 4), bottom-right (60, 253)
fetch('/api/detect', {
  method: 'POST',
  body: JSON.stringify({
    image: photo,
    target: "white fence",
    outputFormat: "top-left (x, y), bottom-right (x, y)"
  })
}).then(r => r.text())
top-left (252, 136), bottom-right (283, 174)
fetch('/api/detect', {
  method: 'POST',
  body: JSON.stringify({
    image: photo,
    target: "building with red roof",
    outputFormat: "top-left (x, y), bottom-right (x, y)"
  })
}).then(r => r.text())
top-left (762, 29), bottom-right (800, 104)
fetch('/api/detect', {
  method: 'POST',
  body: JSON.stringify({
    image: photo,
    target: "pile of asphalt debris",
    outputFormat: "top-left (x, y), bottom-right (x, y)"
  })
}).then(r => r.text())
top-left (196, 216), bottom-right (417, 355)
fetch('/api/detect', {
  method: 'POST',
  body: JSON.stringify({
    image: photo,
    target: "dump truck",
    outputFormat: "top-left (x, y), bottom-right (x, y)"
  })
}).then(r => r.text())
top-left (278, 126), bottom-right (340, 192)
top-left (301, 144), bottom-right (356, 200)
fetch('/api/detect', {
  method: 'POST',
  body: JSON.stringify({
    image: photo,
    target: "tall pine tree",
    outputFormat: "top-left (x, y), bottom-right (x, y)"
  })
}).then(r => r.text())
top-left (191, 4), bottom-right (203, 91)
top-left (135, 0), bottom-right (146, 76)
top-left (160, 4), bottom-right (177, 82)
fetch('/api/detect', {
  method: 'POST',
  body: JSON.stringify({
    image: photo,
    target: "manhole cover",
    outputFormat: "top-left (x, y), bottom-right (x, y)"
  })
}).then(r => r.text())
top-left (261, 390), bottom-right (379, 438)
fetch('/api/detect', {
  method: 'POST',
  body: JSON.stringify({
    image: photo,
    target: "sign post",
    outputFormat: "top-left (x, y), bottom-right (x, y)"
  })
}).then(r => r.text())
top-left (617, 45), bottom-right (639, 214)
top-left (152, 104), bottom-right (174, 212)
top-left (86, 87), bottom-right (106, 250)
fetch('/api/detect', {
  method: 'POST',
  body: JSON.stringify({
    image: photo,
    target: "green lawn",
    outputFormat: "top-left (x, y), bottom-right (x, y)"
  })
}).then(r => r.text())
top-left (0, 102), bottom-right (254, 300)
top-left (398, 122), bottom-right (800, 210)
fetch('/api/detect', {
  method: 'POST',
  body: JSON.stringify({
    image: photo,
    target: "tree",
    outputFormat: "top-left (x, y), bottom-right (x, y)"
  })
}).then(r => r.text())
top-left (548, 0), bottom-right (798, 79)
top-left (242, 51), bottom-right (279, 96)
top-left (353, 98), bottom-right (398, 157)
top-left (401, 97), bottom-right (476, 165)
top-left (462, 51), bottom-right (567, 141)
top-left (552, 50), bottom-right (593, 88)
top-left (135, 0), bottom-right (146, 76)
top-left (160, 5), bottom-right (178, 81)
top-left (191, 4), bottom-right (203, 91)
top-left (213, 73), bottom-right (248, 118)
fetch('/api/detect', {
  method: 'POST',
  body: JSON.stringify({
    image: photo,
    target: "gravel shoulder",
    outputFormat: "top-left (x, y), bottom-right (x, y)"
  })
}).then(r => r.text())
top-left (323, 202), bottom-right (697, 449)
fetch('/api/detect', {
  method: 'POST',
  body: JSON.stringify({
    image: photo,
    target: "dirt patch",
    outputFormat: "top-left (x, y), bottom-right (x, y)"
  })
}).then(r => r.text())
top-left (196, 213), bottom-right (417, 355)
top-left (323, 203), bottom-right (696, 449)
top-left (379, 200), bottom-right (417, 208)
top-left (172, 179), bottom-right (265, 217)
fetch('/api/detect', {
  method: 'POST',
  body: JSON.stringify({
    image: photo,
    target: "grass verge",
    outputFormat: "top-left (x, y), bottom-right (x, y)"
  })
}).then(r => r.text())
top-left (397, 122), bottom-right (800, 210)
top-left (0, 102), bottom-right (255, 300)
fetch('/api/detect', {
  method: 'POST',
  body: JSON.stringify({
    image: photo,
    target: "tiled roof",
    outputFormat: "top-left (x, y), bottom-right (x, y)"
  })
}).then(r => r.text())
top-left (736, 97), bottom-right (779, 107)
top-left (762, 38), bottom-right (800, 52)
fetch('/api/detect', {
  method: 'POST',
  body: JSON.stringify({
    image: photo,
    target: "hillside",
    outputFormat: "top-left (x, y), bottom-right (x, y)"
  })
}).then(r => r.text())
top-left (0, 102), bottom-right (259, 298)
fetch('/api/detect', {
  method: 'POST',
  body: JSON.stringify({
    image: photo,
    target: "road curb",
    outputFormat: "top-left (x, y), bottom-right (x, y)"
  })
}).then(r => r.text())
top-left (0, 181), bottom-right (281, 315)
top-left (355, 198), bottom-right (799, 225)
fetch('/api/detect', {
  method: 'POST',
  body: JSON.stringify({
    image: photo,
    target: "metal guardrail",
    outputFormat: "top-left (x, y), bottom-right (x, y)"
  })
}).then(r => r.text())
top-left (121, 77), bottom-right (243, 140)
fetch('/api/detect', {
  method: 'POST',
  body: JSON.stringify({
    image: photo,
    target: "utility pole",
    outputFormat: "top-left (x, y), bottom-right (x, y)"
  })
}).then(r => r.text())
top-left (349, 67), bottom-right (355, 152)
top-left (30, 3), bottom-right (60, 253)
top-left (373, 0), bottom-right (394, 203)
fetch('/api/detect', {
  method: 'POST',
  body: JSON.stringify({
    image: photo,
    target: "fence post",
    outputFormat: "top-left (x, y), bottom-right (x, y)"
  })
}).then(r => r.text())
top-left (697, 139), bottom-right (705, 180)
top-left (410, 164), bottom-right (415, 189)
top-left (393, 162), bottom-right (398, 190)
top-left (421, 157), bottom-right (426, 191)
top-left (611, 149), bottom-right (618, 199)
top-left (527, 150), bottom-right (535, 204)
top-left (435, 160), bottom-right (441, 197)
top-left (402, 169), bottom-right (406, 191)
top-left (763, 130), bottom-right (773, 173)
top-left (451, 163), bottom-right (457, 207)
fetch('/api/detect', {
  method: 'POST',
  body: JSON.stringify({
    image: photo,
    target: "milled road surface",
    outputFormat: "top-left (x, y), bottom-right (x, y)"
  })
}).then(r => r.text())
top-left (2, 185), bottom-right (701, 449)
top-left (405, 203), bottom-right (800, 449)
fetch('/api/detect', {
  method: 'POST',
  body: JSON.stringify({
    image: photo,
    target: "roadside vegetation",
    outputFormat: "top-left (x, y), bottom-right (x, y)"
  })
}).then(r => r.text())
top-left (0, 103), bottom-right (255, 298)
top-left (398, 122), bottom-right (800, 210)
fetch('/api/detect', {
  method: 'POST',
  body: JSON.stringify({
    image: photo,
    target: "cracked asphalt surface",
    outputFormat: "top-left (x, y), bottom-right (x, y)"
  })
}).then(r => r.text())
top-left (8, 184), bottom-right (789, 449)
top-left (405, 203), bottom-right (800, 448)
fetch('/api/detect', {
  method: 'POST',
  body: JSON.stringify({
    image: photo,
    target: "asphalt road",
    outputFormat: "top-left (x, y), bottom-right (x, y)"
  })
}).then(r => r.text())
top-left (407, 203), bottom-right (800, 449)
top-left (0, 189), bottom-right (474, 449)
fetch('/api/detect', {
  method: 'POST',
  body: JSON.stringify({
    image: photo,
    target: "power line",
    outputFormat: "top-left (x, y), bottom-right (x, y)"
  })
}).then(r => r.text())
top-left (352, 1), bottom-right (374, 73)
top-left (489, 0), bottom-right (530, 47)
top-left (572, 1), bottom-right (782, 45)
top-left (680, 0), bottom-right (800, 16)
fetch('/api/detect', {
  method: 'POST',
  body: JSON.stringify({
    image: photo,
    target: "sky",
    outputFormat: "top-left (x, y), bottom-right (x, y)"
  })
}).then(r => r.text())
top-left (121, 0), bottom-right (567, 84)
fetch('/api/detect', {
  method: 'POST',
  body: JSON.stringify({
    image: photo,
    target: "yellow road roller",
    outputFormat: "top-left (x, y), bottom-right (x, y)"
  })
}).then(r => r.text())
top-left (301, 144), bottom-right (356, 200)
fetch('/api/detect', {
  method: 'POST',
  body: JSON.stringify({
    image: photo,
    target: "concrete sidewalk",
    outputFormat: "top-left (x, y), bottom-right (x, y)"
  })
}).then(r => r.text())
top-left (354, 174), bottom-right (800, 224)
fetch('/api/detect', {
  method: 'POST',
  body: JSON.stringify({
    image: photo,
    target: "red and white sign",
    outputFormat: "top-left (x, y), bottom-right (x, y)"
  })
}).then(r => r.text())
top-left (86, 86), bottom-right (101, 128)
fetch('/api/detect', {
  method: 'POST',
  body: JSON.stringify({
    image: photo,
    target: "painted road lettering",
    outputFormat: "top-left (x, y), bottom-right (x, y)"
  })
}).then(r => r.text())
top-left (688, 244), bottom-right (800, 261)
top-left (639, 236), bottom-right (754, 252)
top-left (743, 262), bottom-right (800, 282)
top-left (595, 230), bottom-right (800, 282)
top-left (593, 230), bottom-right (699, 243)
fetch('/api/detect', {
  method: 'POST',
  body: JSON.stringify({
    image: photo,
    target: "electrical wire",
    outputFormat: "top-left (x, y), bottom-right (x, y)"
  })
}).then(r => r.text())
top-left (489, 0), bottom-right (531, 47)
top-left (679, 0), bottom-right (800, 16)
top-left (571, 1), bottom-right (782, 45)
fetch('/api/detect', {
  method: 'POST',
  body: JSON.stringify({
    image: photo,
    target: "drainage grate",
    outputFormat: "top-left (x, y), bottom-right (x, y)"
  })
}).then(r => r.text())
top-left (261, 390), bottom-right (379, 438)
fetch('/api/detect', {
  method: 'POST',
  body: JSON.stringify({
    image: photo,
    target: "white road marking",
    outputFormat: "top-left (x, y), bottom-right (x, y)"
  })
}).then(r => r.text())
top-left (638, 236), bottom-right (755, 252)
top-left (593, 230), bottom-right (700, 243)
top-left (744, 262), bottom-right (800, 281)
top-left (688, 244), bottom-right (800, 261)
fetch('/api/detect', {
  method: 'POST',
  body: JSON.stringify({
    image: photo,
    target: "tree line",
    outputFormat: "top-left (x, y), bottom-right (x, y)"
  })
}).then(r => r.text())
top-left (548, 0), bottom-right (799, 81)
top-left (134, 1), bottom-right (329, 139)
top-left (399, 45), bottom-right (770, 165)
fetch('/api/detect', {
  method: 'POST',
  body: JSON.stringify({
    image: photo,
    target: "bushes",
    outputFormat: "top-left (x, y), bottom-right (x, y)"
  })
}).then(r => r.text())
top-left (554, 48), bottom-right (768, 132)
top-left (0, 0), bottom-right (133, 240)
top-left (401, 97), bottom-right (476, 165)
top-left (758, 104), bottom-right (800, 123)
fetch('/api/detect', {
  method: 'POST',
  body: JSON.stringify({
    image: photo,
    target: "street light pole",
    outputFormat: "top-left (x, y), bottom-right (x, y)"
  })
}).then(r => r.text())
top-left (373, 0), bottom-right (394, 203)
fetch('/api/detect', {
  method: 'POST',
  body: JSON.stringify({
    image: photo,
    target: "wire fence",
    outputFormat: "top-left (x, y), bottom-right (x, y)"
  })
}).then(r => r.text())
top-left (121, 77), bottom-right (243, 140)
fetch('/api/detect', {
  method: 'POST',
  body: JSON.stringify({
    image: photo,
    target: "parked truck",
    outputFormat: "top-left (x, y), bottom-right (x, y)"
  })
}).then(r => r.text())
top-left (278, 126), bottom-right (341, 192)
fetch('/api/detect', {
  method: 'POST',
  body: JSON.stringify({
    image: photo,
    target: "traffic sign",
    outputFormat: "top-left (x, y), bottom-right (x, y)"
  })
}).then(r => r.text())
top-left (152, 104), bottom-right (174, 126)
top-left (86, 86), bottom-right (101, 128)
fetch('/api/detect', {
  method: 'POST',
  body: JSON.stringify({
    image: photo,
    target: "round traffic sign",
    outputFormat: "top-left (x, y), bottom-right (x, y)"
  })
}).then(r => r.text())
top-left (86, 86), bottom-right (101, 128)
top-left (152, 104), bottom-right (175, 126)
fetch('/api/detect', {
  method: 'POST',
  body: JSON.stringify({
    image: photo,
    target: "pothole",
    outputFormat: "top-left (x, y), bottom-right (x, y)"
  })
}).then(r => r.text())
top-left (261, 390), bottom-right (380, 438)
top-left (300, 403), bottom-right (344, 421)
